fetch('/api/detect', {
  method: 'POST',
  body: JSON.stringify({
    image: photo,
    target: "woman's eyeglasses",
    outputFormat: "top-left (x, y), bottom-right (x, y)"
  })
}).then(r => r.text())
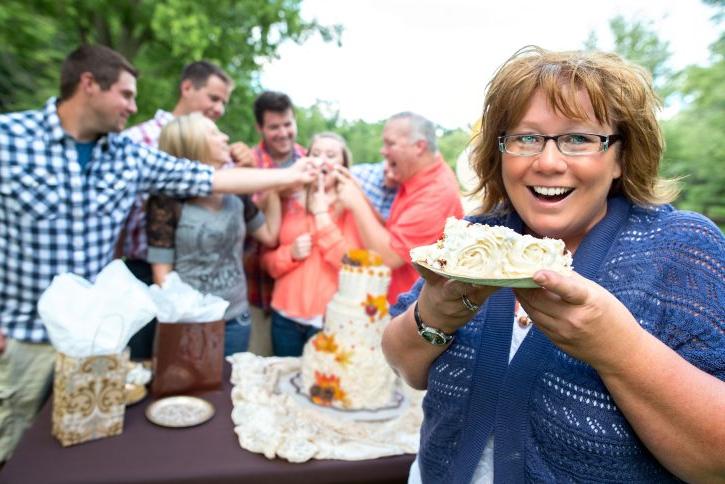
top-left (498, 133), bottom-right (621, 156)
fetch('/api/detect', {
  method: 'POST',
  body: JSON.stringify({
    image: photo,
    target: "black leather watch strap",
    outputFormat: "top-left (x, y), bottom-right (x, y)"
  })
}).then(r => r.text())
top-left (414, 301), bottom-right (454, 346)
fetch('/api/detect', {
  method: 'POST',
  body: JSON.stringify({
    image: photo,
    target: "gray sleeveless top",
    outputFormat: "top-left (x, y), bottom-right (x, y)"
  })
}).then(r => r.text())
top-left (147, 195), bottom-right (264, 321)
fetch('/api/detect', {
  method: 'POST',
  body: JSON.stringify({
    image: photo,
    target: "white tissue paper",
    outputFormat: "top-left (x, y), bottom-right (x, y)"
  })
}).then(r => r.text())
top-left (148, 272), bottom-right (228, 323)
top-left (38, 260), bottom-right (158, 358)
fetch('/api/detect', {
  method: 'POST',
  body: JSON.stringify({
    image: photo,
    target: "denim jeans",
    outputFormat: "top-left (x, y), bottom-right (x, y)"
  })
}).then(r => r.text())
top-left (224, 315), bottom-right (251, 357)
top-left (271, 310), bottom-right (320, 357)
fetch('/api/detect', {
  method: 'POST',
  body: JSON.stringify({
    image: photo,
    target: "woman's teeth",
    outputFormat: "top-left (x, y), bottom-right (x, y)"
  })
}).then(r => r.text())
top-left (532, 186), bottom-right (572, 196)
top-left (529, 186), bottom-right (574, 202)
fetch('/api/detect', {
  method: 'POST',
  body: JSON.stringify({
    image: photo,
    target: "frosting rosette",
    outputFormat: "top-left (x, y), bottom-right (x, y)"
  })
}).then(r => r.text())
top-left (504, 234), bottom-right (572, 277)
top-left (452, 234), bottom-right (500, 276)
top-left (410, 218), bottom-right (512, 275)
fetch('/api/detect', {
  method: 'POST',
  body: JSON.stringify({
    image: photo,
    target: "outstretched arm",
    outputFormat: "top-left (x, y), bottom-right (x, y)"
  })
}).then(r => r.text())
top-left (151, 263), bottom-right (174, 286)
top-left (212, 157), bottom-right (316, 194)
top-left (230, 141), bottom-right (254, 167)
top-left (145, 195), bottom-right (179, 286)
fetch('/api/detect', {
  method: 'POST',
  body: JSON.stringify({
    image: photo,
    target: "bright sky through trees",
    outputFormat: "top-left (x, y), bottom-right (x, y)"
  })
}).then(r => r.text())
top-left (260, 0), bottom-right (721, 129)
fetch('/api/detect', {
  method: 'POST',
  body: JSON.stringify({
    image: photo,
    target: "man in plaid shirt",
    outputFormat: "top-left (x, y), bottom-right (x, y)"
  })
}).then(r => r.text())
top-left (0, 45), bottom-right (315, 462)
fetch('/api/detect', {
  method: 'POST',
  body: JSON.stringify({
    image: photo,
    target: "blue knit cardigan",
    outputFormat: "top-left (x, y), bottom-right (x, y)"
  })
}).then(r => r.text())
top-left (392, 197), bottom-right (725, 483)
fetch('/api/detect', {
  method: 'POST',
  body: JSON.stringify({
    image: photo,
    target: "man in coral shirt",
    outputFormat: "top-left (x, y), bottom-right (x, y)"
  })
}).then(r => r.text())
top-left (336, 112), bottom-right (463, 304)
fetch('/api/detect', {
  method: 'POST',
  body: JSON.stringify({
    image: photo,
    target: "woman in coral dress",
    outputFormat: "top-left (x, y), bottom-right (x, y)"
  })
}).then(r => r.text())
top-left (263, 132), bottom-right (363, 356)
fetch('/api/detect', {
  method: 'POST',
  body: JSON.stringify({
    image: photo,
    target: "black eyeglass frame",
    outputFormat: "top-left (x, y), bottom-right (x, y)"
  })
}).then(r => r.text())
top-left (497, 133), bottom-right (622, 156)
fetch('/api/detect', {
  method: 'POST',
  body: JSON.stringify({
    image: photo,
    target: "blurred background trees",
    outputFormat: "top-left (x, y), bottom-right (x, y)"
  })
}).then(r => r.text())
top-left (0, 0), bottom-right (342, 143)
top-left (0, 0), bottom-right (722, 227)
top-left (661, 8), bottom-right (725, 225)
top-left (584, 1), bottom-right (724, 227)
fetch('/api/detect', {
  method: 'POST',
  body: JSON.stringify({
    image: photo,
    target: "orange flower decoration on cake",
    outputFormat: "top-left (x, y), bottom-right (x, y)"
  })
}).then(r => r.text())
top-left (362, 294), bottom-right (389, 321)
top-left (345, 249), bottom-right (384, 267)
top-left (311, 332), bottom-right (338, 353)
top-left (309, 372), bottom-right (348, 407)
top-left (334, 350), bottom-right (353, 367)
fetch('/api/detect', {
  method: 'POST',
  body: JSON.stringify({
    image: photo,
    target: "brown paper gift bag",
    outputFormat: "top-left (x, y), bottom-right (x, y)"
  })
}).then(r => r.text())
top-left (51, 349), bottom-right (129, 447)
top-left (151, 320), bottom-right (224, 397)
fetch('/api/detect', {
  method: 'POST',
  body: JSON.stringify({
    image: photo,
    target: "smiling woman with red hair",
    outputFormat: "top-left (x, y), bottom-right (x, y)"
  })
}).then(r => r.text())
top-left (382, 46), bottom-right (725, 483)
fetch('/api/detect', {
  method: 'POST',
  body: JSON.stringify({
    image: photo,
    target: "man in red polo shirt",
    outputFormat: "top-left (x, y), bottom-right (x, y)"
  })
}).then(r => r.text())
top-left (336, 112), bottom-right (463, 304)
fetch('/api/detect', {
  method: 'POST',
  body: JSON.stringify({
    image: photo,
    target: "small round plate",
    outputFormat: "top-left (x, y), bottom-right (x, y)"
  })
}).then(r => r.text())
top-left (125, 383), bottom-right (147, 406)
top-left (145, 396), bottom-right (215, 428)
top-left (413, 261), bottom-right (538, 288)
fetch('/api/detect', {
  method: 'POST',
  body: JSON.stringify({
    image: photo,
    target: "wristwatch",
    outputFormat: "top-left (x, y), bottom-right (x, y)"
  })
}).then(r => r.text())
top-left (414, 301), bottom-right (454, 346)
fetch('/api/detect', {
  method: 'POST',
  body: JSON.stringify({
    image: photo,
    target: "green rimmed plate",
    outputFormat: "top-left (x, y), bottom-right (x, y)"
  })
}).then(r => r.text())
top-left (413, 261), bottom-right (539, 288)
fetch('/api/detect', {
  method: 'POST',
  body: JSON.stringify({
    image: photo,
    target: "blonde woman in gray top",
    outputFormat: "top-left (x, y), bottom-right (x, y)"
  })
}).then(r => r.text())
top-left (146, 113), bottom-right (281, 355)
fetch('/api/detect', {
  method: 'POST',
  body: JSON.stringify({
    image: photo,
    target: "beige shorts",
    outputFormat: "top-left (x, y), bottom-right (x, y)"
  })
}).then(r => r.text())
top-left (0, 339), bottom-right (55, 462)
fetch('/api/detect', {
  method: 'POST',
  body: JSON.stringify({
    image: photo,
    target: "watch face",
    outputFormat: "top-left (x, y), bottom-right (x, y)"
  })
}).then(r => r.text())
top-left (421, 328), bottom-right (448, 346)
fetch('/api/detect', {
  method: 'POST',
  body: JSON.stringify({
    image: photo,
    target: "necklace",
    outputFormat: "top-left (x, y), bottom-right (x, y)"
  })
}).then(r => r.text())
top-left (514, 299), bottom-right (532, 328)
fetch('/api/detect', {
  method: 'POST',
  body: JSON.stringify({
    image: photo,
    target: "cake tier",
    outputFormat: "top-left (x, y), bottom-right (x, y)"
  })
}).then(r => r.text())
top-left (322, 298), bottom-right (388, 347)
top-left (300, 335), bottom-right (396, 410)
top-left (300, 302), bottom-right (396, 410)
top-left (337, 264), bottom-right (390, 302)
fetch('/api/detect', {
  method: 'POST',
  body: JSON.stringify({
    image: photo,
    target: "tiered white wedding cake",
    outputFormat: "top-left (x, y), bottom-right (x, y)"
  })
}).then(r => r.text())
top-left (299, 249), bottom-right (397, 410)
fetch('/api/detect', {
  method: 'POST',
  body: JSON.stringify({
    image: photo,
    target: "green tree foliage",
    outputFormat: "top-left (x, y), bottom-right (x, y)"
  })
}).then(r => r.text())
top-left (0, 0), bottom-right (341, 143)
top-left (295, 102), bottom-right (385, 164)
top-left (294, 101), bottom-right (341, 149)
top-left (586, 16), bottom-right (673, 98)
top-left (610, 16), bottom-right (673, 95)
top-left (295, 101), bottom-right (471, 170)
top-left (586, 10), bottom-right (724, 228)
top-left (438, 128), bottom-right (473, 170)
top-left (661, 0), bottom-right (724, 227)
top-left (337, 120), bottom-right (385, 165)
top-left (703, 0), bottom-right (724, 22)
top-left (662, 34), bottom-right (725, 227)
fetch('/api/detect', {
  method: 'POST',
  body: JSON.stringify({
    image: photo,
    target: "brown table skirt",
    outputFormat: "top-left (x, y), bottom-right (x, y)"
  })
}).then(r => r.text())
top-left (0, 363), bottom-right (414, 484)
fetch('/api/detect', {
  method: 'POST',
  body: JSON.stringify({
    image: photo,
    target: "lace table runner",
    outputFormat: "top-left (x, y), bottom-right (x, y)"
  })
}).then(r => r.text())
top-left (228, 353), bottom-right (424, 463)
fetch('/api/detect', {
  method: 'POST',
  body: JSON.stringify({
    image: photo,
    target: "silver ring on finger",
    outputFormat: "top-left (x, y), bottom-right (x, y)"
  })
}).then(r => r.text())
top-left (461, 294), bottom-right (479, 312)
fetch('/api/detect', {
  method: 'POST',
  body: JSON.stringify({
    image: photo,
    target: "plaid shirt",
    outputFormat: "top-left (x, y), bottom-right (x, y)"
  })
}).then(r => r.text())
top-left (243, 141), bottom-right (306, 311)
top-left (350, 161), bottom-right (398, 220)
top-left (120, 110), bottom-right (175, 259)
top-left (0, 98), bottom-right (214, 343)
